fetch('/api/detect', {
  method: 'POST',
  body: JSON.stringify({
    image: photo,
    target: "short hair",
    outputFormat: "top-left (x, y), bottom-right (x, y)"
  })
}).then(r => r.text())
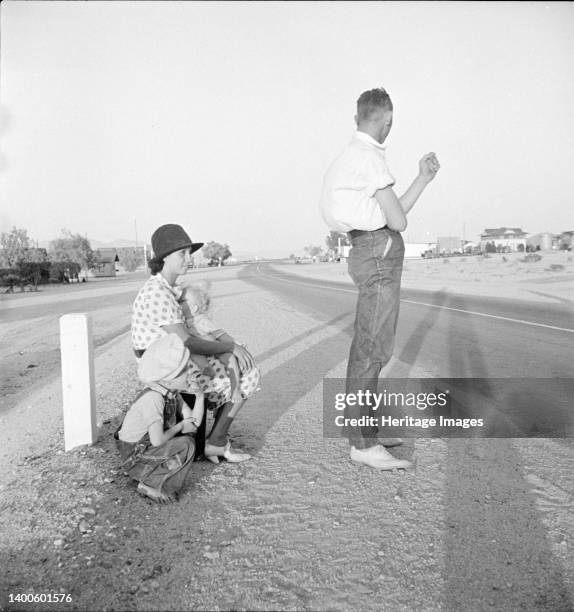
top-left (183, 285), bottom-right (210, 315)
top-left (356, 88), bottom-right (393, 122)
top-left (177, 279), bottom-right (211, 314)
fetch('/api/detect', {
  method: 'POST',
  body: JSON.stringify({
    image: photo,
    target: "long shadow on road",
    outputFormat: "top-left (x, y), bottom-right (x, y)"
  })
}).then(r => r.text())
top-left (244, 264), bottom-right (573, 609)
top-left (238, 314), bottom-right (356, 454)
top-left (235, 264), bottom-right (358, 454)
top-left (391, 283), bottom-right (572, 608)
top-left (440, 294), bottom-right (573, 610)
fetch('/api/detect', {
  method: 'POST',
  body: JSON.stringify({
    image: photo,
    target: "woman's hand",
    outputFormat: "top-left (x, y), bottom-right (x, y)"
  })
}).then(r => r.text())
top-left (234, 344), bottom-right (255, 371)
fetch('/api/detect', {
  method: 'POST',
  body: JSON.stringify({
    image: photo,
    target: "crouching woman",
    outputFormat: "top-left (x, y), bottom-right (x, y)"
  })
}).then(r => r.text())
top-left (115, 334), bottom-right (204, 504)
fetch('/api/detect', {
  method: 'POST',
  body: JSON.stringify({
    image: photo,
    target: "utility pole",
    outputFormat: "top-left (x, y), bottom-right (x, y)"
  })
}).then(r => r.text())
top-left (134, 219), bottom-right (139, 265)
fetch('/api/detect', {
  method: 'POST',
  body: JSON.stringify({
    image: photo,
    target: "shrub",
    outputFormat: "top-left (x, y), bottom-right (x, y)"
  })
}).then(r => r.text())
top-left (521, 253), bottom-right (542, 263)
top-left (0, 271), bottom-right (24, 293)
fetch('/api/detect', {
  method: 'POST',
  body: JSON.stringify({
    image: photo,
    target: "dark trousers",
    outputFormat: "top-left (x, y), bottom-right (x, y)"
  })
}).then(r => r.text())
top-left (345, 228), bottom-right (405, 449)
top-left (181, 393), bottom-right (208, 458)
top-left (116, 434), bottom-right (195, 496)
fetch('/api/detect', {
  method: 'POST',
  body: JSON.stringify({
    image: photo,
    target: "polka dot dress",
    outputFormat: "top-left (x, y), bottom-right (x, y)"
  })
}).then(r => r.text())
top-left (186, 356), bottom-right (261, 409)
top-left (132, 275), bottom-right (183, 350)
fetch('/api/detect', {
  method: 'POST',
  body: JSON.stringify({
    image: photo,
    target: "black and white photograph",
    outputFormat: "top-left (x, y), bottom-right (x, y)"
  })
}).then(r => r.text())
top-left (1, 1), bottom-right (573, 610)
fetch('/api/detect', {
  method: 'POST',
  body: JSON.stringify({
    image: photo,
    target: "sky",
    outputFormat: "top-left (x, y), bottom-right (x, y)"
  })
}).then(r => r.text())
top-left (1, 1), bottom-right (573, 257)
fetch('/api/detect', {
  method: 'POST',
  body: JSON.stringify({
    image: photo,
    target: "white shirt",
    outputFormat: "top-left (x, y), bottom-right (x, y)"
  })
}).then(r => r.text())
top-left (319, 130), bottom-right (395, 232)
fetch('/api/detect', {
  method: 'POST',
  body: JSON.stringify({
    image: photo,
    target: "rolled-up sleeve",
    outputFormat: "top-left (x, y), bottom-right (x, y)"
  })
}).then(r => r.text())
top-left (363, 155), bottom-right (395, 198)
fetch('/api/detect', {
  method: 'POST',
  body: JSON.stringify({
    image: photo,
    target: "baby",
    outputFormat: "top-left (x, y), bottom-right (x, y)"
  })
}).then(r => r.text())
top-left (179, 280), bottom-right (260, 403)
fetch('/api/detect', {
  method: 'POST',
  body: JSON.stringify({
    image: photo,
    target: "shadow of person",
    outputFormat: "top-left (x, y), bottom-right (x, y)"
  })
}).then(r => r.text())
top-left (378, 289), bottom-right (452, 461)
top-left (396, 288), bottom-right (450, 369)
top-left (437, 293), bottom-right (573, 610)
top-left (233, 316), bottom-right (356, 455)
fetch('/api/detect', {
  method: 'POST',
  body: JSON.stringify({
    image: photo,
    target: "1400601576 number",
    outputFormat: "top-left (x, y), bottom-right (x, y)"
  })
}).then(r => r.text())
top-left (8, 593), bottom-right (72, 604)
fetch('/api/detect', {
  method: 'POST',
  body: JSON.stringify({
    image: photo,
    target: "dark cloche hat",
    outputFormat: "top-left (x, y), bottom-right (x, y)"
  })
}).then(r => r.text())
top-left (151, 224), bottom-right (204, 260)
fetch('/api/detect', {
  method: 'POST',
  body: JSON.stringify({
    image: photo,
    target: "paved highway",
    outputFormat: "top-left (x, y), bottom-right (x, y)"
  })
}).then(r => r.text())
top-left (242, 262), bottom-right (574, 380)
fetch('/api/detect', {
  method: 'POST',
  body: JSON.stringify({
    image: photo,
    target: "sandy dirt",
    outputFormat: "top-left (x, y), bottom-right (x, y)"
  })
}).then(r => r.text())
top-left (0, 262), bottom-right (573, 611)
top-left (280, 251), bottom-right (574, 304)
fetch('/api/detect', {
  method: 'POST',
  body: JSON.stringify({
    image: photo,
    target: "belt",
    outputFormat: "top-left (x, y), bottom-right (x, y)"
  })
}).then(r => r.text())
top-left (347, 225), bottom-right (388, 239)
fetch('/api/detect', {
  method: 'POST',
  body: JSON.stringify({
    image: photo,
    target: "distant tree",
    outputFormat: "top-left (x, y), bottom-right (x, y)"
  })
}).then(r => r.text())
top-left (16, 248), bottom-right (49, 290)
top-left (0, 227), bottom-right (30, 268)
top-left (0, 228), bottom-right (52, 291)
top-left (202, 241), bottom-right (232, 266)
top-left (325, 231), bottom-right (349, 252)
top-left (304, 245), bottom-right (323, 258)
top-left (485, 241), bottom-right (497, 254)
top-left (0, 271), bottom-right (22, 293)
top-left (119, 248), bottom-right (139, 272)
top-left (289, 253), bottom-right (296, 260)
top-left (49, 229), bottom-right (95, 274)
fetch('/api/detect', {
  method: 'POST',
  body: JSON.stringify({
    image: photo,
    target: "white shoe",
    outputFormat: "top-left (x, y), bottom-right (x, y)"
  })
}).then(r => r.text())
top-left (204, 441), bottom-right (252, 464)
top-left (350, 445), bottom-right (411, 471)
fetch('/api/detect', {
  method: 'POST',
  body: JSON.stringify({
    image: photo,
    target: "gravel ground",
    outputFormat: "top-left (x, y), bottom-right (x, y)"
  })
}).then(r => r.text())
top-left (1, 266), bottom-right (573, 611)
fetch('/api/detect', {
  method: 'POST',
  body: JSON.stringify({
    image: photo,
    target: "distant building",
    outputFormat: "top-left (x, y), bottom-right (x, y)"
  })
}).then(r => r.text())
top-left (559, 230), bottom-right (573, 251)
top-left (526, 232), bottom-right (558, 251)
top-left (480, 227), bottom-right (527, 252)
top-left (463, 241), bottom-right (479, 254)
top-left (404, 242), bottom-right (435, 258)
top-left (437, 236), bottom-right (462, 255)
top-left (93, 248), bottom-right (119, 277)
top-left (115, 245), bottom-right (148, 271)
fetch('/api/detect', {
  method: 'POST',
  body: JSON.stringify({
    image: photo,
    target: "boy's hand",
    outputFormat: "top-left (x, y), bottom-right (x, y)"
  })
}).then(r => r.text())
top-left (419, 152), bottom-right (440, 182)
top-left (181, 418), bottom-right (198, 434)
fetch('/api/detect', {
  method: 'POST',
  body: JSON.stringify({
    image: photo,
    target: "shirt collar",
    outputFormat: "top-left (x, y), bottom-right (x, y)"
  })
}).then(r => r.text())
top-left (354, 130), bottom-right (387, 151)
top-left (154, 272), bottom-right (183, 300)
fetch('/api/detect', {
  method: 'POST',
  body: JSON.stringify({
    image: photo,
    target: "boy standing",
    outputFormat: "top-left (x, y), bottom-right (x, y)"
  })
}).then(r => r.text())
top-left (320, 87), bottom-right (440, 470)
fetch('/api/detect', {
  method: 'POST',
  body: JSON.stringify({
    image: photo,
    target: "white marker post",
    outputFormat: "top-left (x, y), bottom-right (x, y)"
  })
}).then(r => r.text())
top-left (60, 313), bottom-right (96, 451)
